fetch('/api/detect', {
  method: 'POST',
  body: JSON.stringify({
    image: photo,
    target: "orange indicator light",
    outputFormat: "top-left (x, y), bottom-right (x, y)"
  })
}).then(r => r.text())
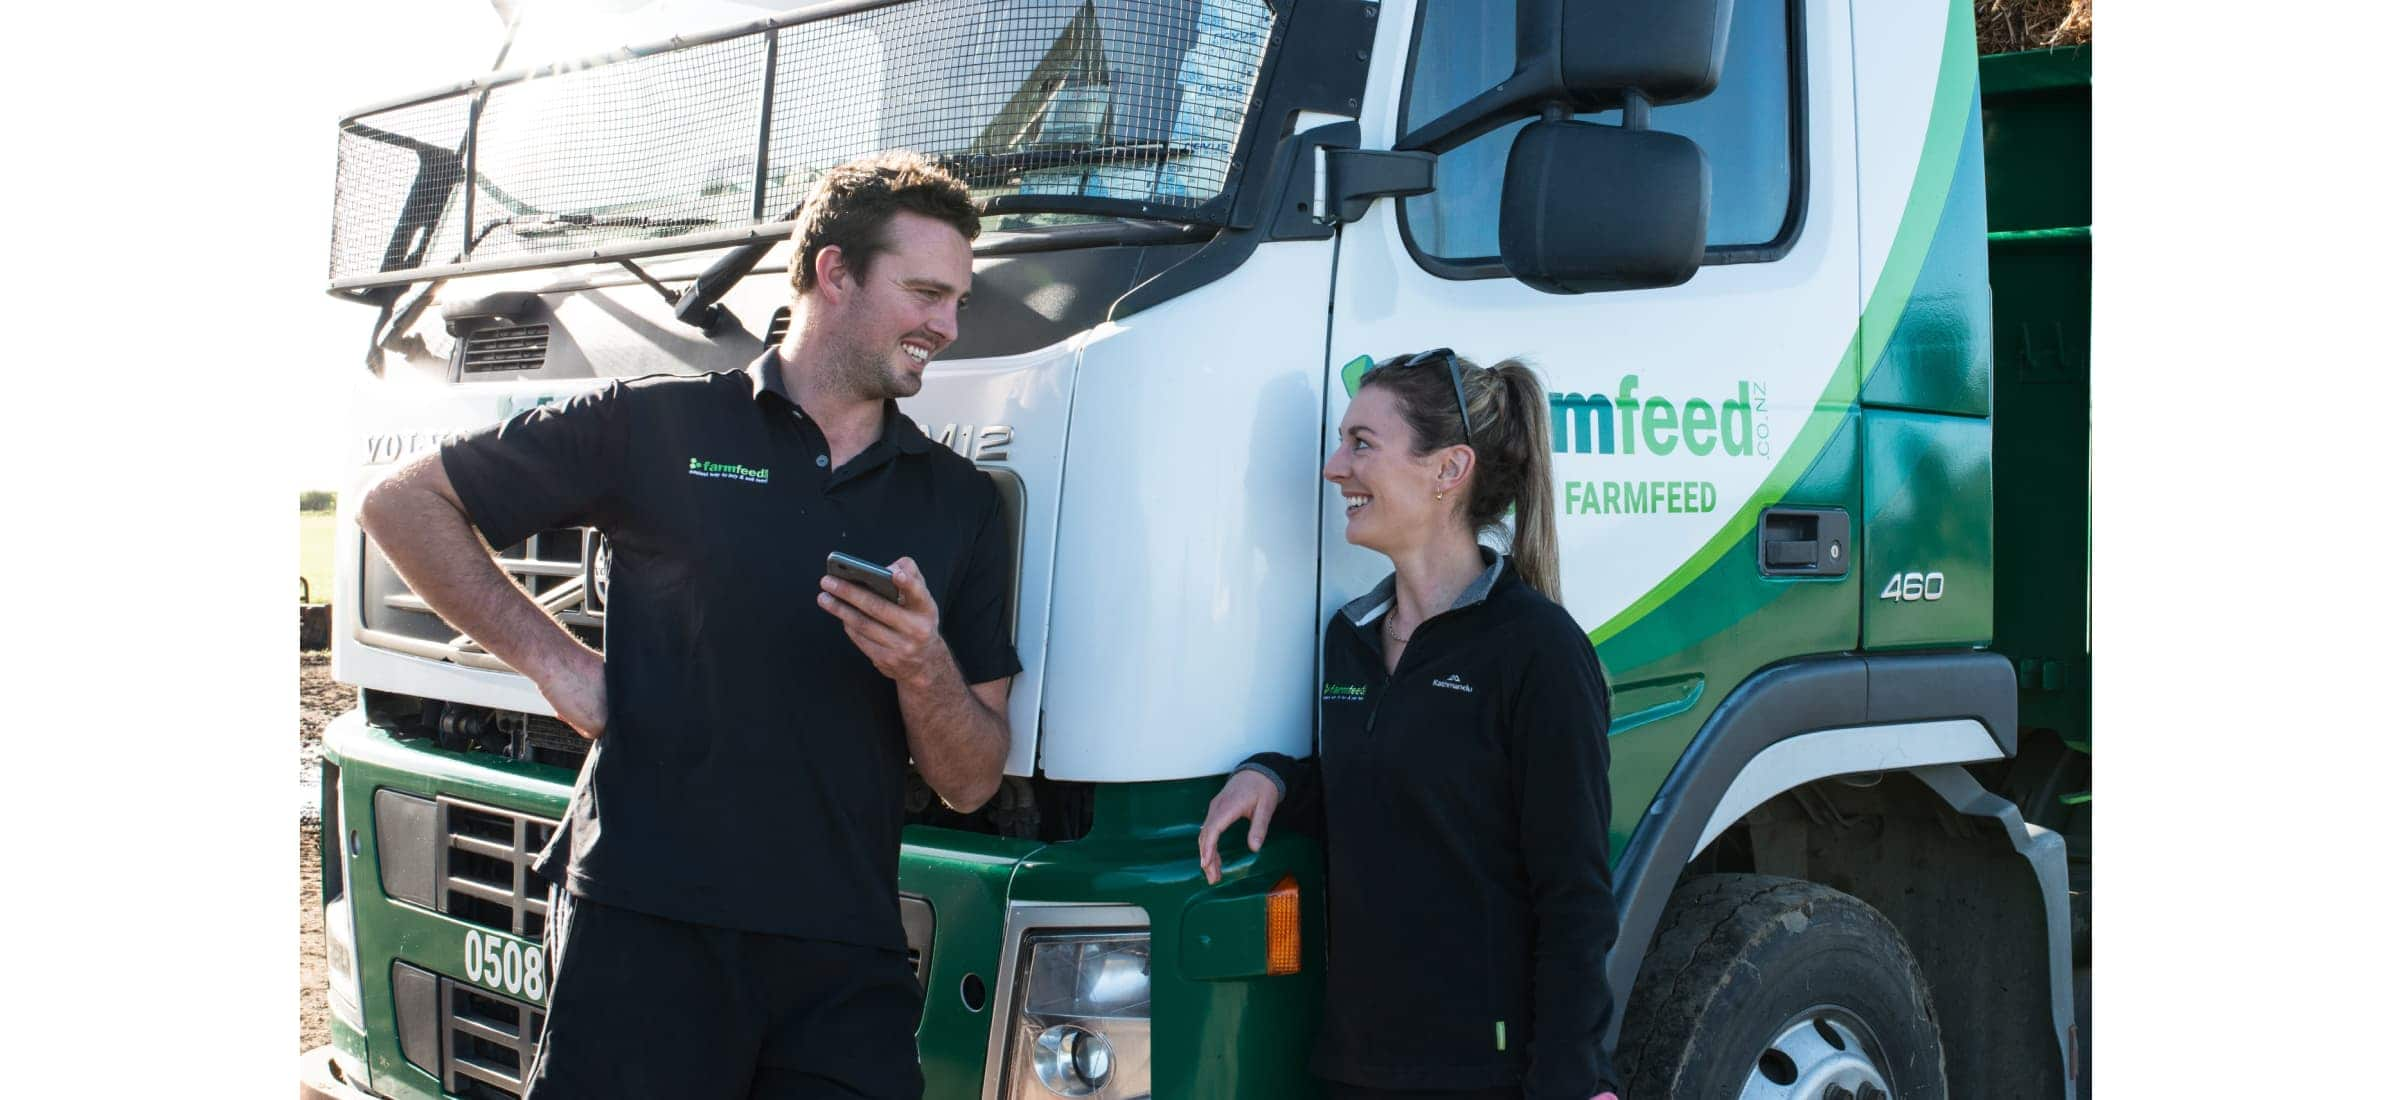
top-left (1266, 875), bottom-right (1301, 976)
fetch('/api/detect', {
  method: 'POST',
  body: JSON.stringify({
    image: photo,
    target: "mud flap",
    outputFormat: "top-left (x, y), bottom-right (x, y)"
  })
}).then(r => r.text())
top-left (1909, 764), bottom-right (2079, 1100)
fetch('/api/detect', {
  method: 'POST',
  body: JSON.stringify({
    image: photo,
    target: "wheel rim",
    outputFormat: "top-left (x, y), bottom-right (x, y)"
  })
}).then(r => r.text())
top-left (1735, 1005), bottom-right (1894, 1100)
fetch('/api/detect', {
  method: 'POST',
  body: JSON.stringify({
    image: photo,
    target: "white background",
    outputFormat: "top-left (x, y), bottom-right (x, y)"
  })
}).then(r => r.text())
top-left (0, 1), bottom-right (2385, 1092)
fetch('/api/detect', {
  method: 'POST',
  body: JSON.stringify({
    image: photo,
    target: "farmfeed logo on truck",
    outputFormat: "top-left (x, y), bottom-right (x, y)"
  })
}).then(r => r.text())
top-left (1548, 374), bottom-right (1770, 516)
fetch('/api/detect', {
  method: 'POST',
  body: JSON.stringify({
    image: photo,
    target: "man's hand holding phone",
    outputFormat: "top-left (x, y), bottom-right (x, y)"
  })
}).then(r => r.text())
top-left (819, 554), bottom-right (950, 686)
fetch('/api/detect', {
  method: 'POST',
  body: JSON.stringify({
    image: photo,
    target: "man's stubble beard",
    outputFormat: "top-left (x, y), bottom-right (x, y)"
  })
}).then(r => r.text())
top-left (819, 327), bottom-right (919, 402)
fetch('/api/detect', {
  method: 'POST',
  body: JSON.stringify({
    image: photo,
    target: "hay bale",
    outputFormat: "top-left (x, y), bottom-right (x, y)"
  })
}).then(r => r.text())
top-left (1977, 0), bottom-right (2091, 54)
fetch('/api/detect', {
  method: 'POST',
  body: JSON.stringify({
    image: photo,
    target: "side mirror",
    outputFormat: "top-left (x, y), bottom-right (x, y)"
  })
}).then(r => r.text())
top-left (1543, 0), bottom-right (1734, 112)
top-left (1500, 118), bottom-right (1708, 294)
top-left (1402, 0), bottom-right (1734, 154)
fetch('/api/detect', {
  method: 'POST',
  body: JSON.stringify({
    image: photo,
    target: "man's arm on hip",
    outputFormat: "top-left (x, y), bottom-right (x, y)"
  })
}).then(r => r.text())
top-left (357, 453), bottom-right (607, 737)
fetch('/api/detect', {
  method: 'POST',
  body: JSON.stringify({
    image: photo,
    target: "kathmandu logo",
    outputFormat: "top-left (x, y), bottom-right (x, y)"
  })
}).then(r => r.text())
top-left (687, 456), bottom-right (769, 484)
top-left (1431, 673), bottom-right (1474, 694)
top-left (1322, 682), bottom-right (1369, 702)
top-left (1549, 375), bottom-right (1764, 458)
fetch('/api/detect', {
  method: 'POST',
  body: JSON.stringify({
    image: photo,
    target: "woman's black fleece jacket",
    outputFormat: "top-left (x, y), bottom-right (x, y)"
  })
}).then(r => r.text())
top-left (1242, 554), bottom-right (1620, 1099)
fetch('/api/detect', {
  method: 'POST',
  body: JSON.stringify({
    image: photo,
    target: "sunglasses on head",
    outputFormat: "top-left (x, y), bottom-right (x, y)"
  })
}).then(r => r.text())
top-left (1382, 347), bottom-right (1473, 443)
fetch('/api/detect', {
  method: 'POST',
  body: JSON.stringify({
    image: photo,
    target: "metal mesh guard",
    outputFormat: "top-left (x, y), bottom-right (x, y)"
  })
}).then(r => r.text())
top-left (331, 0), bottom-right (1276, 286)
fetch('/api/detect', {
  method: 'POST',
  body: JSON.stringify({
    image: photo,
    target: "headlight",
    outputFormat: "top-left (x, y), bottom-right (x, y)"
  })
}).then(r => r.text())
top-left (1005, 933), bottom-right (1152, 1100)
top-left (326, 894), bottom-right (364, 1031)
top-left (322, 761), bottom-right (365, 1032)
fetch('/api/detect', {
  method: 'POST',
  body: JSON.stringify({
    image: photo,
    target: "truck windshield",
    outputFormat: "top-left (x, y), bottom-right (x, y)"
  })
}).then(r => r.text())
top-left (330, 0), bottom-right (1276, 288)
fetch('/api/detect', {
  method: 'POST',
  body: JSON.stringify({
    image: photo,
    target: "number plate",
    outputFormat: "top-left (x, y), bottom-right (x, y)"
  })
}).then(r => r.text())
top-left (462, 928), bottom-right (547, 1004)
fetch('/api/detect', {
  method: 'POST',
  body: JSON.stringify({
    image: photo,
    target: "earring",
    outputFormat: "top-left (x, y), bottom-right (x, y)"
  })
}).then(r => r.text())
top-left (1436, 491), bottom-right (1446, 500)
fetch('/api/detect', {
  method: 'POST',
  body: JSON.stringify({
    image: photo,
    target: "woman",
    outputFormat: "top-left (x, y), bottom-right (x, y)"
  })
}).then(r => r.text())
top-left (1197, 349), bottom-right (1621, 1100)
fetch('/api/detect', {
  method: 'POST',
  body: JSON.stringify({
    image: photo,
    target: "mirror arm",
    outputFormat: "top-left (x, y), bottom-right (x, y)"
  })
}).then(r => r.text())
top-left (1621, 88), bottom-right (1651, 131)
top-left (1398, 80), bottom-right (1543, 154)
top-left (1405, 84), bottom-right (1652, 154)
top-left (1322, 147), bottom-right (1439, 224)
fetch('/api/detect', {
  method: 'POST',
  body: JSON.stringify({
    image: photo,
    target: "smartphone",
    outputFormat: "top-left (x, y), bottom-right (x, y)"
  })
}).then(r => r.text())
top-left (825, 551), bottom-right (903, 605)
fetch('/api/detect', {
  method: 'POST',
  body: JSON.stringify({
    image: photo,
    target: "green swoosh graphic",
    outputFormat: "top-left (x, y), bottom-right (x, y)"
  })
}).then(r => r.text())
top-left (1340, 354), bottom-right (1371, 398)
top-left (1587, 0), bottom-right (1977, 647)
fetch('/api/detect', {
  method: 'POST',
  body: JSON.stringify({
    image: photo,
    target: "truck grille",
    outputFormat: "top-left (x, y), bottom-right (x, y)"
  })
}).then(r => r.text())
top-left (459, 323), bottom-right (550, 374)
top-left (440, 798), bottom-right (558, 940)
top-left (360, 527), bottom-right (604, 667)
top-left (441, 976), bottom-right (545, 1099)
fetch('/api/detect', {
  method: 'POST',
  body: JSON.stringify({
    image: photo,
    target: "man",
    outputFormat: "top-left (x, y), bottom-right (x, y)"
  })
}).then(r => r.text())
top-left (358, 151), bottom-right (1016, 1100)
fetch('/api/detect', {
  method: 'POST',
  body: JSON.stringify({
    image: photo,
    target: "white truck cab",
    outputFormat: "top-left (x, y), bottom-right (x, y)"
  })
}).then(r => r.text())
top-left (311, 2), bottom-right (2085, 1097)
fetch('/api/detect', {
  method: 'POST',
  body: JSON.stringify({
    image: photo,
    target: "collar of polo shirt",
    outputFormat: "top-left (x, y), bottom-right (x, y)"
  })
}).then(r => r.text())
top-left (744, 349), bottom-right (935, 456)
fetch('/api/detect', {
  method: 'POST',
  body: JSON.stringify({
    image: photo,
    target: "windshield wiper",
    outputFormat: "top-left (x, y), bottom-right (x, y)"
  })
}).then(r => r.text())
top-left (940, 140), bottom-right (1192, 186)
top-left (472, 211), bottom-right (718, 246)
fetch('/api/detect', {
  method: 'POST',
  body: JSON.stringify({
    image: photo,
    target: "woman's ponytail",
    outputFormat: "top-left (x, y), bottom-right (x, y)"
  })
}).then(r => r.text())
top-left (1480, 360), bottom-right (1561, 603)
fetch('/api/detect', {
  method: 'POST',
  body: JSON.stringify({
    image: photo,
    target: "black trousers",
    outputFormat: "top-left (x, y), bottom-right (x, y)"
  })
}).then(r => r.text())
top-left (524, 887), bottom-right (924, 1100)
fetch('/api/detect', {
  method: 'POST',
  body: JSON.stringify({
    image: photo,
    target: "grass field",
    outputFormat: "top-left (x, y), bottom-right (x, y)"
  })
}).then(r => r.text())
top-left (300, 511), bottom-right (338, 605)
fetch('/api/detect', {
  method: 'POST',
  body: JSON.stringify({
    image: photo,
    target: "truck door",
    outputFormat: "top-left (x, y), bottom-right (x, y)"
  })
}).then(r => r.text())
top-left (1319, 0), bottom-right (1863, 839)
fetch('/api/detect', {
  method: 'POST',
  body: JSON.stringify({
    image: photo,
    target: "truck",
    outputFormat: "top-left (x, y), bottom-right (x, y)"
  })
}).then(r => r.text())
top-left (305, 0), bottom-right (2091, 1096)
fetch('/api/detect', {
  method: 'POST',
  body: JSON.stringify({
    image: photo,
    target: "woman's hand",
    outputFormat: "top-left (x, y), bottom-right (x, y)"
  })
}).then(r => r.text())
top-left (1196, 769), bottom-right (1283, 885)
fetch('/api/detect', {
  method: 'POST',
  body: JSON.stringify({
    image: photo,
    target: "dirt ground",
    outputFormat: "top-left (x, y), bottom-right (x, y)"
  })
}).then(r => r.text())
top-left (300, 651), bottom-right (354, 1053)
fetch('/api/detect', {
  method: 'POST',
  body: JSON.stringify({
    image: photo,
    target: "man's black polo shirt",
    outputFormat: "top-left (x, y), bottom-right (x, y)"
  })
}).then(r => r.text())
top-left (439, 350), bottom-right (1020, 947)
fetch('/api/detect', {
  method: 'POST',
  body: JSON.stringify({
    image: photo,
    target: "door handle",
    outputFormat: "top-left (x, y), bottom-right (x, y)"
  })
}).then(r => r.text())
top-left (1758, 507), bottom-right (1850, 577)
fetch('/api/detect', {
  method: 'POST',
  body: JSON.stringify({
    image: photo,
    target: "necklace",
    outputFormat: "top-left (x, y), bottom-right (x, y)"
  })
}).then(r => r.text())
top-left (1382, 606), bottom-right (1414, 645)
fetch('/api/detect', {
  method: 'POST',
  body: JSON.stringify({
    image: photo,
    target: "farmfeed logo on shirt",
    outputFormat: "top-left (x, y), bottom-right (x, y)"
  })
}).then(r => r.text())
top-left (1322, 682), bottom-right (1368, 702)
top-left (688, 456), bottom-right (770, 484)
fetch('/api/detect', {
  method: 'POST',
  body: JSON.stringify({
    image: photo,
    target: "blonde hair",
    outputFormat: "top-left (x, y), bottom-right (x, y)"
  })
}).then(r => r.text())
top-left (1358, 353), bottom-right (1562, 602)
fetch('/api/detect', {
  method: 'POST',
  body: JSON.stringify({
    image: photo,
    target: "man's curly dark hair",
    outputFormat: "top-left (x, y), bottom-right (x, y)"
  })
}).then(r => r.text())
top-left (788, 151), bottom-right (981, 296)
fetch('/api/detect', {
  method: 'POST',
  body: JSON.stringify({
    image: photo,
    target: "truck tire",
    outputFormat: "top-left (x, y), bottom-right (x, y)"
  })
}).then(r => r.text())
top-left (1616, 874), bottom-right (1946, 1100)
